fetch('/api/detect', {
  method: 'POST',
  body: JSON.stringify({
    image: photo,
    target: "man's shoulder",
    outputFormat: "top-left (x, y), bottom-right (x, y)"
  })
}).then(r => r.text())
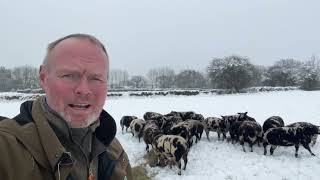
top-left (0, 119), bottom-right (20, 140)
top-left (0, 118), bottom-right (35, 153)
top-left (0, 118), bottom-right (37, 145)
top-left (0, 118), bottom-right (28, 132)
top-left (106, 137), bottom-right (126, 160)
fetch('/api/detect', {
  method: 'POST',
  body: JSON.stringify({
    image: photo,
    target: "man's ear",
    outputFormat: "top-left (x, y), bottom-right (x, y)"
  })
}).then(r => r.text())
top-left (39, 65), bottom-right (46, 89)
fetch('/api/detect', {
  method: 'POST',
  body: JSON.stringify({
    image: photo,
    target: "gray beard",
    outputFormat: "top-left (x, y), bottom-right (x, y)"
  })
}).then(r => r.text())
top-left (60, 110), bottom-right (100, 128)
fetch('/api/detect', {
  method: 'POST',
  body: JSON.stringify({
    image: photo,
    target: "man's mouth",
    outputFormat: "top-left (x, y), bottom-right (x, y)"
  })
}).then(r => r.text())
top-left (69, 104), bottom-right (91, 109)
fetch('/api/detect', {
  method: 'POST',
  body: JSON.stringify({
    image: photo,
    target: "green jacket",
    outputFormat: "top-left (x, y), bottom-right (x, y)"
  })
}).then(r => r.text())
top-left (0, 98), bottom-right (133, 180)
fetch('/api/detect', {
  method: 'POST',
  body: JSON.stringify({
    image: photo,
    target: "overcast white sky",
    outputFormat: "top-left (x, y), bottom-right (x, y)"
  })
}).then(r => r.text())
top-left (1, 0), bottom-right (320, 75)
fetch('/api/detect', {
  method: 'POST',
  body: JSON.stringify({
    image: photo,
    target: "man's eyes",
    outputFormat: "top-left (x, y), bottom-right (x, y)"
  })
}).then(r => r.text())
top-left (60, 74), bottom-right (105, 83)
top-left (90, 77), bottom-right (106, 82)
top-left (61, 74), bottom-right (75, 78)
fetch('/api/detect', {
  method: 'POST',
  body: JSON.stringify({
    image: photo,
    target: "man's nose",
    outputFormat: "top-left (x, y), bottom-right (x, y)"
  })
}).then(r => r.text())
top-left (74, 77), bottom-right (91, 96)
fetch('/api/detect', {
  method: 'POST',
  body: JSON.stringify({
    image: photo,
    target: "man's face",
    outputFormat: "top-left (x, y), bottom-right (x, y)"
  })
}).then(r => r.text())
top-left (39, 38), bottom-right (108, 128)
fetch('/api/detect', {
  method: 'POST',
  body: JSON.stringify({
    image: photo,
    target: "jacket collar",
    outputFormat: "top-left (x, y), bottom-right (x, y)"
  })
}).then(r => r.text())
top-left (31, 98), bottom-right (71, 173)
top-left (15, 97), bottom-right (118, 146)
top-left (12, 97), bottom-right (117, 173)
top-left (95, 110), bottom-right (117, 146)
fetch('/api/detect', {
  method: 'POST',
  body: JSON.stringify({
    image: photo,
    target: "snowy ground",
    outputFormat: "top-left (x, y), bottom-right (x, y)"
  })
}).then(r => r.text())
top-left (1, 90), bottom-right (320, 180)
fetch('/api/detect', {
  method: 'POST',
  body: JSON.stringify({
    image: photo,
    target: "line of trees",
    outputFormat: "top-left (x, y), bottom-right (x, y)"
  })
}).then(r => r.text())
top-left (110, 55), bottom-right (320, 91)
top-left (0, 65), bottom-right (40, 92)
top-left (207, 55), bottom-right (320, 91)
top-left (1, 55), bottom-right (320, 92)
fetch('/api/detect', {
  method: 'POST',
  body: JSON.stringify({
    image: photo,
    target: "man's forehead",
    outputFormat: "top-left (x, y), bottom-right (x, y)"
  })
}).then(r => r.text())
top-left (47, 38), bottom-right (108, 64)
top-left (56, 67), bottom-right (106, 76)
top-left (51, 37), bottom-right (105, 55)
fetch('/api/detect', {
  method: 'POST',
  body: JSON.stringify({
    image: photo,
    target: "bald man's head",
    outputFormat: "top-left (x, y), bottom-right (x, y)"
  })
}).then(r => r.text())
top-left (42, 33), bottom-right (108, 70)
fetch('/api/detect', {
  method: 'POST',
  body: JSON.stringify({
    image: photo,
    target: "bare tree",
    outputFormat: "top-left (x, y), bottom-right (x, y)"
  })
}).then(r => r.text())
top-left (130, 75), bottom-right (147, 88)
top-left (146, 67), bottom-right (175, 89)
top-left (156, 75), bottom-right (175, 88)
top-left (0, 66), bottom-right (14, 92)
top-left (109, 69), bottom-right (129, 89)
top-left (264, 59), bottom-right (303, 86)
top-left (207, 55), bottom-right (255, 92)
top-left (299, 55), bottom-right (320, 90)
top-left (175, 69), bottom-right (206, 88)
top-left (146, 68), bottom-right (158, 88)
top-left (12, 65), bottom-right (39, 89)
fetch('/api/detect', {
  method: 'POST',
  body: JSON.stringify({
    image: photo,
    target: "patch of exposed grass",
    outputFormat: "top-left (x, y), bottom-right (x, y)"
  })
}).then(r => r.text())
top-left (132, 150), bottom-right (171, 180)
top-left (143, 150), bottom-right (158, 167)
top-left (143, 150), bottom-right (166, 167)
top-left (132, 165), bottom-right (151, 180)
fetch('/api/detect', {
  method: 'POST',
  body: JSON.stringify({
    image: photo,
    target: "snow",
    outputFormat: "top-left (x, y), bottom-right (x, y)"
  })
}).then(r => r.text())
top-left (1, 90), bottom-right (320, 180)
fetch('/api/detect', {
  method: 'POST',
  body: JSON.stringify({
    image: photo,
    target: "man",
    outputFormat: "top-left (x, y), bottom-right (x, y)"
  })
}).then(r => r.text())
top-left (0, 34), bottom-right (133, 180)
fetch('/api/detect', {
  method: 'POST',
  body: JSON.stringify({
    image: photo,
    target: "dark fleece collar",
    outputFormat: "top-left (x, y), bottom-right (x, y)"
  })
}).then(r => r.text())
top-left (13, 100), bottom-right (117, 146)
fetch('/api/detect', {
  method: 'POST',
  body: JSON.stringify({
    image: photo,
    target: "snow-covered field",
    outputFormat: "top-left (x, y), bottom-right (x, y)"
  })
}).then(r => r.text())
top-left (1, 90), bottom-right (320, 180)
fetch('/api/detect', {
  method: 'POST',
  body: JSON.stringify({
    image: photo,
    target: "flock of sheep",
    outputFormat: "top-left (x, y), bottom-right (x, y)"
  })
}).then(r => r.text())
top-left (120, 111), bottom-right (320, 175)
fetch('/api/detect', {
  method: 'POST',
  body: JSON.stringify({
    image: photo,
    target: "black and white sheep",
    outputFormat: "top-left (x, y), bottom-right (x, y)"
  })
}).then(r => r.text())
top-left (152, 134), bottom-right (189, 175)
top-left (129, 118), bottom-right (146, 142)
top-left (120, 115), bottom-right (138, 133)
top-left (238, 121), bottom-right (263, 152)
top-left (263, 123), bottom-right (320, 157)
top-left (262, 116), bottom-right (285, 133)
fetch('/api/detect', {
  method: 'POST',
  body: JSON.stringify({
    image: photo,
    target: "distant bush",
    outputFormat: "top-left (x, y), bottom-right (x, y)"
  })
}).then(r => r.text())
top-left (107, 93), bottom-right (122, 97)
top-left (0, 94), bottom-right (41, 101)
top-left (244, 86), bottom-right (298, 93)
top-left (155, 92), bottom-right (168, 96)
top-left (0, 86), bottom-right (302, 101)
top-left (4, 95), bottom-right (21, 100)
top-left (17, 89), bottom-right (32, 93)
top-left (169, 90), bottom-right (200, 96)
top-left (16, 88), bottom-right (44, 94)
top-left (129, 92), bottom-right (154, 97)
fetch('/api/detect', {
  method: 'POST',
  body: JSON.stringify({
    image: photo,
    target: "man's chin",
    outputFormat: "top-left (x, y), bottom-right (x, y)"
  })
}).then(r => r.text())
top-left (69, 119), bottom-right (98, 128)
top-left (63, 113), bottom-right (99, 128)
